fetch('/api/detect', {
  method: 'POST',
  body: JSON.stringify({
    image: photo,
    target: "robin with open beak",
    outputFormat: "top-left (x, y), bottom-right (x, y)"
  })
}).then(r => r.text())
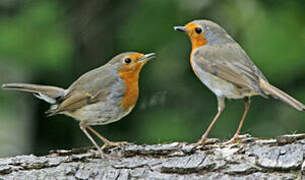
top-left (2, 52), bottom-right (155, 157)
top-left (174, 20), bottom-right (305, 145)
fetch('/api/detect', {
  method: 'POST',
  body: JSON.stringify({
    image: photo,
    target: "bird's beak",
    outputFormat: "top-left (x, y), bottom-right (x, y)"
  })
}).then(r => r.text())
top-left (174, 26), bottom-right (186, 32)
top-left (139, 53), bottom-right (156, 62)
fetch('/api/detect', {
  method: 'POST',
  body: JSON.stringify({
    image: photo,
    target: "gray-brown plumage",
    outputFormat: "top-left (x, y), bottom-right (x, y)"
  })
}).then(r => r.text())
top-left (2, 52), bottom-right (155, 157)
top-left (174, 19), bottom-right (305, 145)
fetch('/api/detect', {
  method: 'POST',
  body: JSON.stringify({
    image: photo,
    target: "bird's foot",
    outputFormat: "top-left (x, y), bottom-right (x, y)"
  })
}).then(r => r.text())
top-left (225, 136), bottom-right (239, 145)
top-left (101, 141), bottom-right (129, 150)
top-left (224, 134), bottom-right (252, 145)
top-left (195, 138), bottom-right (207, 147)
top-left (194, 138), bottom-right (219, 147)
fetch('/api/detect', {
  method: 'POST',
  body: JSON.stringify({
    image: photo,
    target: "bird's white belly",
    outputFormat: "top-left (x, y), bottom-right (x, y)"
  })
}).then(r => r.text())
top-left (192, 61), bottom-right (244, 99)
top-left (66, 101), bottom-right (132, 125)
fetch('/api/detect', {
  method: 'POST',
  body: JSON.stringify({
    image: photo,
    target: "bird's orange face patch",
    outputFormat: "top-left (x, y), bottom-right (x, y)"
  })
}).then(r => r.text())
top-left (184, 23), bottom-right (207, 50)
top-left (119, 53), bottom-right (145, 111)
top-left (119, 53), bottom-right (145, 73)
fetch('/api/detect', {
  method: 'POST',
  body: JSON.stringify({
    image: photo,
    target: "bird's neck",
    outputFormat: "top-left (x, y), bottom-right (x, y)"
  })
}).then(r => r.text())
top-left (190, 35), bottom-right (207, 51)
top-left (190, 37), bottom-right (206, 78)
top-left (119, 70), bottom-right (140, 111)
top-left (190, 34), bottom-right (207, 66)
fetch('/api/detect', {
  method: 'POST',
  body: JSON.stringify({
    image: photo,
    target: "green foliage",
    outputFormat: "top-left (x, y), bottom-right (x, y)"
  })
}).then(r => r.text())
top-left (223, 1), bottom-right (305, 82)
top-left (0, 0), bottom-right (304, 156)
top-left (0, 1), bottom-right (73, 70)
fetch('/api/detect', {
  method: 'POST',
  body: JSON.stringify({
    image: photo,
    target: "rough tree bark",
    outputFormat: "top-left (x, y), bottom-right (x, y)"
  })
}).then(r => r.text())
top-left (1, 134), bottom-right (305, 179)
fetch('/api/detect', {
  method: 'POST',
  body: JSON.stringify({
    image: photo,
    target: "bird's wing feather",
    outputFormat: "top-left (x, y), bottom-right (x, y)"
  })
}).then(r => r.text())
top-left (68, 64), bottom-right (119, 94)
top-left (193, 43), bottom-right (266, 93)
top-left (48, 65), bottom-right (120, 115)
top-left (51, 90), bottom-right (110, 114)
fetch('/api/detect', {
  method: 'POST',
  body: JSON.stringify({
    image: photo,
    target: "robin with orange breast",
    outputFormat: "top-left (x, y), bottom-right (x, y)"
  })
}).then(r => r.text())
top-left (174, 20), bottom-right (305, 145)
top-left (2, 52), bottom-right (155, 157)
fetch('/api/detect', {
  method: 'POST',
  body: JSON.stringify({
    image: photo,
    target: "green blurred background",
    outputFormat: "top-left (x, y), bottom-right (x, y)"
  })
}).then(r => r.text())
top-left (0, 0), bottom-right (304, 157)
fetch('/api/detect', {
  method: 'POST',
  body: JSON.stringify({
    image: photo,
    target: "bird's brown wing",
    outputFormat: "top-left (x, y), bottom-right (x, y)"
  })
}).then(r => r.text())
top-left (48, 89), bottom-right (110, 115)
top-left (193, 43), bottom-right (267, 94)
top-left (47, 65), bottom-right (120, 115)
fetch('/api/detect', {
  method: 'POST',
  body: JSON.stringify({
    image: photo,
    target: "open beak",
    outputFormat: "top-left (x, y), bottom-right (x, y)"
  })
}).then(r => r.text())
top-left (139, 53), bottom-right (156, 62)
top-left (174, 26), bottom-right (186, 32)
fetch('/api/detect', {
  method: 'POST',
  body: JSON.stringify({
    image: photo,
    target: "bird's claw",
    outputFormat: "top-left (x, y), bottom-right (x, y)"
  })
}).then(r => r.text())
top-left (224, 134), bottom-right (251, 145)
top-left (194, 138), bottom-right (219, 148)
top-left (101, 141), bottom-right (129, 150)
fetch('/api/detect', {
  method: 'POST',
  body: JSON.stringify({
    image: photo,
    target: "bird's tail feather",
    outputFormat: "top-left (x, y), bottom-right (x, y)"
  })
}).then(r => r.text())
top-left (2, 83), bottom-right (66, 104)
top-left (45, 104), bottom-right (59, 117)
top-left (259, 79), bottom-right (305, 111)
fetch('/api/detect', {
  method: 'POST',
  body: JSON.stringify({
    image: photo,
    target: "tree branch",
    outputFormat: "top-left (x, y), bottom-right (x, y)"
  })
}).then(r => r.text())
top-left (1, 134), bottom-right (305, 179)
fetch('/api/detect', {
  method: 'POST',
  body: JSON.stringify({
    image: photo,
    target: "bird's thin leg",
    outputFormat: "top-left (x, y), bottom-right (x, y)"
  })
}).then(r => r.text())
top-left (227, 97), bottom-right (250, 144)
top-left (79, 122), bottom-right (105, 158)
top-left (86, 125), bottom-right (128, 150)
top-left (196, 96), bottom-right (225, 146)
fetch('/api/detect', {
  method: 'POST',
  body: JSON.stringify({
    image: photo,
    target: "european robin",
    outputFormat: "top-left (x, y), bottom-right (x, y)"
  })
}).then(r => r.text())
top-left (2, 52), bottom-right (155, 157)
top-left (174, 20), bottom-right (305, 145)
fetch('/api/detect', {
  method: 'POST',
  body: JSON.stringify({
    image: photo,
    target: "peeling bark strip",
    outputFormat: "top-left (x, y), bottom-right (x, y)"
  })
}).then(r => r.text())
top-left (1, 134), bottom-right (305, 179)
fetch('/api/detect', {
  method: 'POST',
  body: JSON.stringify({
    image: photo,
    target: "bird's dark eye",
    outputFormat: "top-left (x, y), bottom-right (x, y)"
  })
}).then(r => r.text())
top-left (195, 27), bottom-right (202, 34)
top-left (124, 58), bottom-right (132, 64)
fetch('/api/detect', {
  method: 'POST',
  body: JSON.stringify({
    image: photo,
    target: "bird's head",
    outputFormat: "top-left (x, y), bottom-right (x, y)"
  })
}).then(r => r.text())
top-left (109, 52), bottom-right (155, 76)
top-left (174, 19), bottom-right (233, 49)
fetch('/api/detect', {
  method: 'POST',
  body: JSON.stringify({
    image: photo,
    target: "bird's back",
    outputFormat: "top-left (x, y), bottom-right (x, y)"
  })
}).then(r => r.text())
top-left (49, 64), bottom-right (127, 124)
